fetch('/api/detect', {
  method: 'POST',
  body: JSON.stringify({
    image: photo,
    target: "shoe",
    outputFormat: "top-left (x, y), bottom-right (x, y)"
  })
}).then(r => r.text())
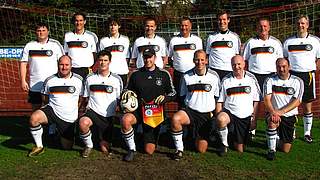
top-left (172, 150), bottom-right (183, 161)
top-left (217, 145), bottom-right (228, 157)
top-left (81, 147), bottom-right (92, 158)
top-left (28, 146), bottom-right (44, 157)
top-left (123, 150), bottom-right (135, 162)
top-left (304, 135), bottom-right (313, 143)
top-left (267, 150), bottom-right (276, 161)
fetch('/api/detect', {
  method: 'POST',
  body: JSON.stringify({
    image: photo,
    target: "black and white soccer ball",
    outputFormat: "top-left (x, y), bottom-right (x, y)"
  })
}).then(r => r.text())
top-left (120, 95), bottom-right (138, 113)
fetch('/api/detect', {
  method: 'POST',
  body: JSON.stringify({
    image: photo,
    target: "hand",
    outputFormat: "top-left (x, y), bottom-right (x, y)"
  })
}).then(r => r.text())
top-left (250, 116), bottom-right (257, 130)
top-left (121, 90), bottom-right (137, 102)
top-left (271, 113), bottom-right (281, 124)
top-left (154, 95), bottom-right (165, 104)
top-left (21, 80), bottom-right (29, 92)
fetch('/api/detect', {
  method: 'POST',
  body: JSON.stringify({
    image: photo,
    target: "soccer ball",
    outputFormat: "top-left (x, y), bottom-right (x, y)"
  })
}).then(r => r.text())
top-left (120, 95), bottom-right (138, 113)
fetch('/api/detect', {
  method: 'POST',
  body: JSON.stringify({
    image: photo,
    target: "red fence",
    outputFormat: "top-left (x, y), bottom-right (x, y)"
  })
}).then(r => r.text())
top-left (0, 60), bottom-right (319, 118)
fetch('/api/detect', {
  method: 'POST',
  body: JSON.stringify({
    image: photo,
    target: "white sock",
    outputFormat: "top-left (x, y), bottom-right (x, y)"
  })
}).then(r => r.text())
top-left (303, 113), bottom-right (313, 136)
top-left (218, 127), bottom-right (228, 147)
top-left (80, 130), bottom-right (93, 148)
top-left (250, 129), bottom-right (256, 135)
top-left (266, 128), bottom-right (277, 152)
top-left (122, 128), bottom-right (136, 151)
top-left (30, 125), bottom-right (43, 148)
top-left (171, 130), bottom-right (184, 152)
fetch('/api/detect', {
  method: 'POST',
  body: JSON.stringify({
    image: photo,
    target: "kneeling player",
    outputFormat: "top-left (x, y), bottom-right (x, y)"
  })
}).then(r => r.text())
top-left (28, 55), bottom-right (83, 157)
top-left (264, 58), bottom-right (303, 160)
top-left (170, 50), bottom-right (220, 160)
top-left (121, 48), bottom-right (176, 162)
top-left (216, 55), bottom-right (261, 155)
top-left (79, 50), bottom-right (123, 158)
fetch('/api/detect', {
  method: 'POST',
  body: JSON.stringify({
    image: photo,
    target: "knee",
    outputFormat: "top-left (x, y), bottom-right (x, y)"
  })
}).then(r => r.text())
top-left (196, 140), bottom-right (208, 153)
top-left (171, 114), bottom-right (182, 129)
top-left (29, 111), bottom-right (43, 127)
top-left (144, 143), bottom-right (155, 155)
top-left (79, 117), bottom-right (91, 131)
top-left (216, 112), bottom-right (228, 128)
top-left (121, 114), bottom-right (134, 132)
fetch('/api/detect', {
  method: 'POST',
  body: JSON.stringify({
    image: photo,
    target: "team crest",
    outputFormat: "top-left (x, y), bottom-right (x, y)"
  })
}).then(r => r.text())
top-left (46, 50), bottom-right (53, 56)
top-left (244, 86), bottom-right (251, 93)
top-left (154, 45), bottom-right (160, 52)
top-left (68, 86), bottom-right (76, 93)
top-left (81, 41), bottom-right (88, 48)
top-left (287, 87), bottom-right (295, 95)
top-left (118, 45), bottom-right (124, 52)
top-left (268, 47), bottom-right (274, 53)
top-left (156, 79), bottom-right (162, 86)
top-left (305, 44), bottom-right (312, 51)
top-left (106, 86), bottom-right (113, 93)
top-left (204, 84), bottom-right (212, 92)
top-left (145, 109), bottom-right (153, 116)
top-left (190, 44), bottom-right (196, 50)
top-left (227, 41), bottom-right (233, 48)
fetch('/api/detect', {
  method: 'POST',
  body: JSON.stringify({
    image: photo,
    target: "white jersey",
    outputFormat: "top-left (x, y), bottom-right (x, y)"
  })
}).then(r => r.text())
top-left (206, 30), bottom-right (241, 71)
top-left (181, 68), bottom-right (220, 113)
top-left (264, 74), bottom-right (304, 117)
top-left (243, 36), bottom-right (283, 74)
top-left (99, 34), bottom-right (130, 75)
top-left (218, 71), bottom-right (261, 118)
top-left (64, 30), bottom-right (98, 68)
top-left (131, 35), bottom-right (167, 68)
top-left (169, 34), bottom-right (203, 73)
top-left (283, 33), bottom-right (320, 72)
top-left (21, 38), bottom-right (64, 92)
top-left (83, 72), bottom-right (123, 117)
top-left (42, 73), bottom-right (83, 123)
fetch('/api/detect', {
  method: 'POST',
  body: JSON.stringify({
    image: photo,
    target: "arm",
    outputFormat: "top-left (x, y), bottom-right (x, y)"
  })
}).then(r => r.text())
top-left (215, 102), bottom-right (223, 115)
top-left (20, 62), bottom-right (29, 92)
top-left (264, 94), bottom-right (281, 123)
top-left (277, 97), bottom-right (301, 116)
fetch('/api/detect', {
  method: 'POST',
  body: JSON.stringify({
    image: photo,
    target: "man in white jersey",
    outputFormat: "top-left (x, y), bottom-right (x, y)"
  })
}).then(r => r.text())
top-left (20, 23), bottom-right (64, 111)
top-left (206, 10), bottom-right (241, 79)
top-left (283, 15), bottom-right (320, 143)
top-left (131, 16), bottom-right (168, 69)
top-left (216, 55), bottom-right (261, 155)
top-left (99, 17), bottom-right (130, 87)
top-left (242, 18), bottom-right (283, 138)
top-left (168, 17), bottom-right (203, 106)
top-left (264, 58), bottom-right (303, 160)
top-left (28, 55), bottom-right (83, 157)
top-left (64, 12), bottom-right (98, 79)
top-left (79, 50), bottom-right (123, 158)
top-left (170, 50), bottom-right (220, 160)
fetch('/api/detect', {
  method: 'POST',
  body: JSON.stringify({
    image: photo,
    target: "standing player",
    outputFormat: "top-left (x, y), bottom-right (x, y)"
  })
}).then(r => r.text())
top-left (64, 12), bottom-right (98, 79)
top-left (242, 18), bottom-right (283, 138)
top-left (264, 58), bottom-right (303, 160)
top-left (20, 23), bottom-right (64, 111)
top-left (79, 50), bottom-right (123, 158)
top-left (131, 17), bottom-right (168, 69)
top-left (216, 55), bottom-right (261, 155)
top-left (283, 15), bottom-right (320, 143)
top-left (168, 17), bottom-right (203, 105)
top-left (170, 50), bottom-right (220, 160)
top-left (206, 10), bottom-right (241, 79)
top-left (121, 48), bottom-right (176, 162)
top-left (28, 55), bottom-right (83, 156)
top-left (99, 17), bottom-right (130, 87)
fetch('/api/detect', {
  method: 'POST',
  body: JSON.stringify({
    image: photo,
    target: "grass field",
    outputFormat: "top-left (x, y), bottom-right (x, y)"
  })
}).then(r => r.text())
top-left (0, 116), bottom-right (319, 179)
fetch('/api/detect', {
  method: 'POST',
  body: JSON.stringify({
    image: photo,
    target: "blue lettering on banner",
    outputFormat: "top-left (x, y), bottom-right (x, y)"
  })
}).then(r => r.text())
top-left (0, 47), bottom-right (23, 59)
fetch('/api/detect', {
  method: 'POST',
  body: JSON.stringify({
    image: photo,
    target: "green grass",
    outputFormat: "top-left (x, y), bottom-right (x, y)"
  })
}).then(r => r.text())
top-left (0, 116), bottom-right (319, 179)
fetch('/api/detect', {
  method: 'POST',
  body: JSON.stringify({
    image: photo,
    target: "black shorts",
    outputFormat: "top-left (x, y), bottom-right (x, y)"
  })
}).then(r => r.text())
top-left (71, 67), bottom-right (89, 79)
top-left (209, 68), bottom-right (231, 80)
top-left (224, 109), bottom-right (251, 145)
top-left (279, 116), bottom-right (297, 144)
top-left (28, 91), bottom-right (42, 104)
top-left (184, 107), bottom-right (213, 141)
top-left (250, 72), bottom-right (274, 93)
top-left (119, 74), bottom-right (128, 88)
top-left (41, 105), bottom-right (75, 141)
top-left (290, 71), bottom-right (316, 103)
top-left (81, 109), bottom-right (113, 142)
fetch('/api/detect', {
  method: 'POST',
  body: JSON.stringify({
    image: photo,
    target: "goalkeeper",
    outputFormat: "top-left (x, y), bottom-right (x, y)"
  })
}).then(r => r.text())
top-left (120, 47), bottom-right (176, 162)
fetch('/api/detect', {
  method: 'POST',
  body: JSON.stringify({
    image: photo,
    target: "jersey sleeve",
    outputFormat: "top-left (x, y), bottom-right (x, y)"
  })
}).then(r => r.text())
top-left (168, 39), bottom-right (174, 58)
top-left (180, 75), bottom-right (187, 97)
top-left (217, 81), bottom-right (226, 103)
top-left (214, 77), bottom-right (221, 98)
top-left (263, 77), bottom-right (272, 97)
top-left (131, 40), bottom-right (138, 59)
top-left (21, 44), bottom-right (29, 62)
top-left (236, 36), bottom-right (241, 54)
top-left (160, 38), bottom-right (168, 57)
top-left (242, 42), bottom-right (250, 61)
top-left (196, 37), bottom-right (203, 50)
top-left (294, 78), bottom-right (304, 101)
top-left (83, 79), bottom-right (90, 98)
top-left (205, 37), bottom-right (211, 55)
top-left (252, 77), bottom-right (261, 102)
top-left (41, 78), bottom-right (50, 95)
top-left (283, 40), bottom-right (289, 58)
top-left (124, 38), bottom-right (131, 59)
top-left (63, 34), bottom-right (69, 54)
top-left (275, 41), bottom-right (284, 58)
top-left (164, 70), bottom-right (176, 102)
